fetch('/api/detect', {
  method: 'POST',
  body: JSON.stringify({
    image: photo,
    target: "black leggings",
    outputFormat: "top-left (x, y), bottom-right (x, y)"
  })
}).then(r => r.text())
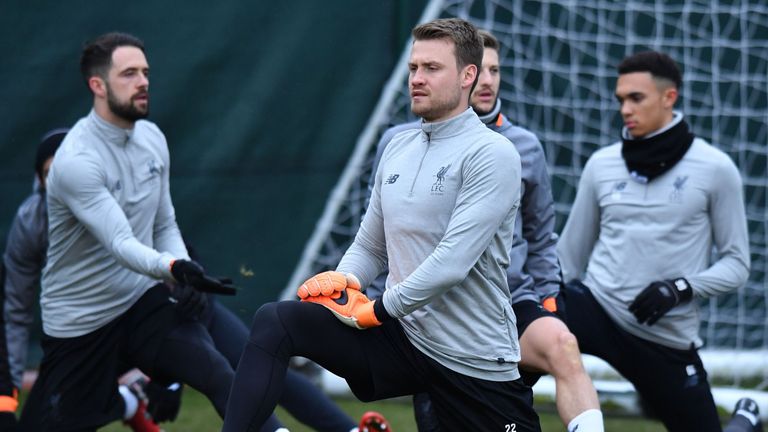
top-left (149, 320), bottom-right (234, 417)
top-left (206, 299), bottom-right (356, 432)
top-left (223, 300), bottom-right (540, 432)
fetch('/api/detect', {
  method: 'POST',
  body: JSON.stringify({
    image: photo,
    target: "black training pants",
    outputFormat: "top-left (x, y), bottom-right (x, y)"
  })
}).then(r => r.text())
top-left (223, 300), bottom-right (540, 432)
top-left (18, 285), bottom-right (233, 431)
top-left (564, 280), bottom-right (722, 432)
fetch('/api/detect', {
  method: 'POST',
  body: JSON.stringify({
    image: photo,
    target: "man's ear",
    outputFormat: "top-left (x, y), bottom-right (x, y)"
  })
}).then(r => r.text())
top-left (662, 86), bottom-right (678, 109)
top-left (462, 64), bottom-right (477, 89)
top-left (88, 76), bottom-right (107, 98)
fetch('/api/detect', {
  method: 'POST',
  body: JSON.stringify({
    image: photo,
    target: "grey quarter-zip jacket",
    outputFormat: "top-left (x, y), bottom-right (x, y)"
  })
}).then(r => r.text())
top-left (339, 108), bottom-right (523, 381)
top-left (42, 110), bottom-right (189, 338)
top-left (558, 114), bottom-right (750, 349)
top-left (370, 106), bottom-right (560, 305)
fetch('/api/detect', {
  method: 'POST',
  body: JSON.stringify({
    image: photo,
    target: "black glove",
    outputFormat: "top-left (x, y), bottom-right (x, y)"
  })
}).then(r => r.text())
top-left (629, 278), bottom-right (693, 325)
top-left (171, 283), bottom-right (208, 319)
top-left (145, 381), bottom-right (183, 423)
top-left (170, 259), bottom-right (237, 295)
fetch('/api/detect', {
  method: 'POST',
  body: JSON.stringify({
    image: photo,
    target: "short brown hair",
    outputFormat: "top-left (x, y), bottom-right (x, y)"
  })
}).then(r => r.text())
top-left (478, 30), bottom-right (499, 51)
top-left (80, 32), bottom-right (144, 87)
top-left (412, 18), bottom-right (483, 73)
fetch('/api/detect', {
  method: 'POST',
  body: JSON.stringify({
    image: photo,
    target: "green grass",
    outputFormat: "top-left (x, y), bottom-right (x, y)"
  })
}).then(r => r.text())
top-left (93, 387), bottom-right (671, 431)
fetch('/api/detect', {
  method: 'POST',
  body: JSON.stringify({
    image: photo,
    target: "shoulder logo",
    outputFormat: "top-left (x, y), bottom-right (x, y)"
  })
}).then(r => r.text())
top-left (385, 174), bottom-right (400, 185)
top-left (430, 164), bottom-right (451, 195)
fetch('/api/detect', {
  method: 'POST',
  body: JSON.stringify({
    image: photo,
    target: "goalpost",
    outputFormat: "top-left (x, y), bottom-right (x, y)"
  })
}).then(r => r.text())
top-left (284, 0), bottom-right (768, 415)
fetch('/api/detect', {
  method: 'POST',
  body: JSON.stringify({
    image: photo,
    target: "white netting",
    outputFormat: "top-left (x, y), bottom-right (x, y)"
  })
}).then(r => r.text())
top-left (285, 0), bottom-right (768, 387)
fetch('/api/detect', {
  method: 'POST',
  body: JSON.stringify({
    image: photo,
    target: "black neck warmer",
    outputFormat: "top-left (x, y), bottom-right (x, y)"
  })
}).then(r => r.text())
top-left (621, 119), bottom-right (694, 183)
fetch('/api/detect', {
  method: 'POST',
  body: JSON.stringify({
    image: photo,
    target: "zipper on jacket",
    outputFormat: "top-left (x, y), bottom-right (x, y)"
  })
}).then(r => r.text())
top-left (409, 132), bottom-right (431, 197)
top-left (124, 136), bottom-right (137, 194)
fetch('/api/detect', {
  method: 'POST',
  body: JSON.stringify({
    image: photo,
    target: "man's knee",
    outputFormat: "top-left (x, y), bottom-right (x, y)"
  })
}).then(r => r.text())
top-left (548, 330), bottom-right (585, 377)
top-left (251, 301), bottom-right (279, 324)
top-left (248, 301), bottom-right (303, 358)
top-left (248, 302), bottom-right (282, 343)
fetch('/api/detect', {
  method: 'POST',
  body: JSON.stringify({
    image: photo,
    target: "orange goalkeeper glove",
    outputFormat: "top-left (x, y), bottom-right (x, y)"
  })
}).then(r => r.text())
top-left (297, 271), bottom-right (361, 299)
top-left (0, 389), bottom-right (18, 428)
top-left (542, 289), bottom-right (567, 321)
top-left (302, 288), bottom-right (382, 329)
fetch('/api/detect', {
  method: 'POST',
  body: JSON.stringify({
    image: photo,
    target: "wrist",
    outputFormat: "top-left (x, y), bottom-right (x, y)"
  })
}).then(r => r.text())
top-left (168, 257), bottom-right (180, 279)
top-left (669, 278), bottom-right (693, 303)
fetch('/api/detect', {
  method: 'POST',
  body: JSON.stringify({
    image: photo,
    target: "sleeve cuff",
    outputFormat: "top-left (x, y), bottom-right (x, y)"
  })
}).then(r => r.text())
top-left (373, 299), bottom-right (393, 322)
top-left (159, 253), bottom-right (176, 279)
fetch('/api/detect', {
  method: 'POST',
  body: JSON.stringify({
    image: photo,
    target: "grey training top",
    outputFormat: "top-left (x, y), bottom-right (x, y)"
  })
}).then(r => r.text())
top-left (42, 110), bottom-right (189, 338)
top-left (369, 108), bottom-right (560, 305)
top-left (557, 114), bottom-right (750, 349)
top-left (338, 108), bottom-right (523, 381)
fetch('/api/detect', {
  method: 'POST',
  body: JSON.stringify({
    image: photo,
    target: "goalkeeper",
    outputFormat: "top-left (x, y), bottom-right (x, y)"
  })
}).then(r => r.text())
top-left (557, 51), bottom-right (752, 432)
top-left (224, 18), bottom-right (540, 432)
top-left (17, 32), bottom-right (238, 430)
top-left (366, 29), bottom-right (604, 432)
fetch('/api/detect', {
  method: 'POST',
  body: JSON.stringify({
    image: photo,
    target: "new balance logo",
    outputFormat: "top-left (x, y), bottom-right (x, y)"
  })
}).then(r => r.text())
top-left (385, 174), bottom-right (400, 184)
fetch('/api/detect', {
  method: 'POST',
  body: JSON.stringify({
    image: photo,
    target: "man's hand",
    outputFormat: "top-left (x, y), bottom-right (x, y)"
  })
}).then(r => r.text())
top-left (170, 283), bottom-right (208, 319)
top-left (302, 288), bottom-right (380, 329)
top-left (297, 271), bottom-right (361, 299)
top-left (145, 381), bottom-right (183, 423)
top-left (629, 278), bottom-right (693, 325)
top-left (170, 259), bottom-right (236, 295)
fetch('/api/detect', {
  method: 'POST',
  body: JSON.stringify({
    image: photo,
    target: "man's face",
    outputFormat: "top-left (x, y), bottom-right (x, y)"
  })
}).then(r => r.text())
top-left (470, 47), bottom-right (500, 115)
top-left (615, 71), bottom-right (677, 138)
top-left (105, 46), bottom-right (150, 123)
top-left (408, 38), bottom-right (468, 122)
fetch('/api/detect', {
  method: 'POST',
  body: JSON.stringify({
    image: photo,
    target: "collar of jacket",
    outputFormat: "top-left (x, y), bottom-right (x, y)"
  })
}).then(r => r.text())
top-left (475, 98), bottom-right (502, 125)
top-left (87, 109), bottom-right (134, 146)
top-left (419, 107), bottom-right (483, 140)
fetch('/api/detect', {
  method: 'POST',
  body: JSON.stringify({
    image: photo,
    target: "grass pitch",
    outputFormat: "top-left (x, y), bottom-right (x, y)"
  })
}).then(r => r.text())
top-left (94, 387), bottom-right (670, 431)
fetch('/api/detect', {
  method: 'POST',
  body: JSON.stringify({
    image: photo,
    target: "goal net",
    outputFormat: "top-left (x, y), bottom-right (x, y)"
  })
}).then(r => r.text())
top-left (284, 0), bottom-right (768, 394)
